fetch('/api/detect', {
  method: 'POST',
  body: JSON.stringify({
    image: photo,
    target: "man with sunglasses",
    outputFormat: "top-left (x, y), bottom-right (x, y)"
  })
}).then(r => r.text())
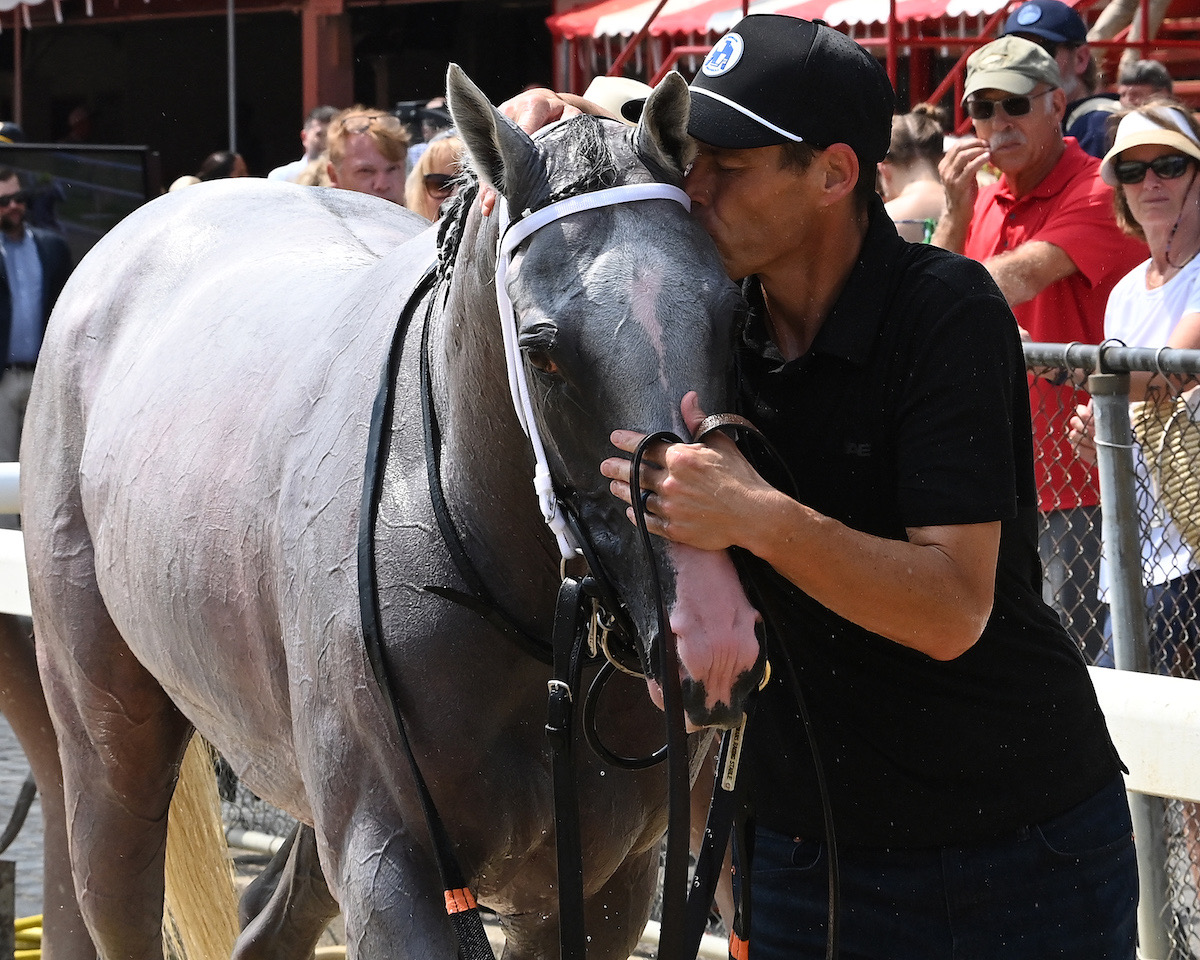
top-left (934, 36), bottom-right (1146, 666)
top-left (326, 106), bottom-right (410, 206)
top-left (1002, 0), bottom-right (1118, 158)
top-left (0, 167), bottom-right (70, 527)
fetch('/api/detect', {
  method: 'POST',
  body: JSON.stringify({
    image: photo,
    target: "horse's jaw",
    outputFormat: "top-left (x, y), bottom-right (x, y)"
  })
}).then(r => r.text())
top-left (642, 542), bottom-right (763, 731)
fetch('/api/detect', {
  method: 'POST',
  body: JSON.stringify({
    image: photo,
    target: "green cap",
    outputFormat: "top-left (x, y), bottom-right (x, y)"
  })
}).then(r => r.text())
top-left (962, 36), bottom-right (1062, 102)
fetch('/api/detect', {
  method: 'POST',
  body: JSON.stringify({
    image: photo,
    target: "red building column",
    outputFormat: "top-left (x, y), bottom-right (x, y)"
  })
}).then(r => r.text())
top-left (302, 0), bottom-right (353, 112)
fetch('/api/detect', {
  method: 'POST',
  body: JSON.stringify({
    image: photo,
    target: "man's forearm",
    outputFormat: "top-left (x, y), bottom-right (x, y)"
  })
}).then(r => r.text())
top-left (740, 490), bottom-right (999, 661)
top-left (930, 206), bottom-right (969, 253)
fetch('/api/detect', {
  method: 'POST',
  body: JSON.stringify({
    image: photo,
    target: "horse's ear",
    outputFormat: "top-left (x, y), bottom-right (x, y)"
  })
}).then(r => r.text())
top-left (634, 72), bottom-right (695, 180)
top-left (446, 64), bottom-right (547, 212)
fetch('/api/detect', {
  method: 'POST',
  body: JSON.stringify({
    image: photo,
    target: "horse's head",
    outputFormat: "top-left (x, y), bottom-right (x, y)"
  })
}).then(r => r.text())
top-left (447, 66), bottom-right (764, 730)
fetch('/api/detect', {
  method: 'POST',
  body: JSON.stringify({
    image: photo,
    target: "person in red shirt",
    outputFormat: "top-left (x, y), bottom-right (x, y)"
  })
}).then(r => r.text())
top-left (934, 36), bottom-right (1147, 661)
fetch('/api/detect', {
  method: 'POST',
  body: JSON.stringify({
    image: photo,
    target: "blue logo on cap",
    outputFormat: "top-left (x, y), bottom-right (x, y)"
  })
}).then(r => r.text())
top-left (1015, 4), bottom-right (1043, 25)
top-left (702, 33), bottom-right (744, 77)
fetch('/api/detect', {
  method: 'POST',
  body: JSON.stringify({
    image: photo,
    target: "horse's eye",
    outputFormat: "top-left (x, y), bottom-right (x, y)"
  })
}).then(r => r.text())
top-left (526, 350), bottom-right (559, 375)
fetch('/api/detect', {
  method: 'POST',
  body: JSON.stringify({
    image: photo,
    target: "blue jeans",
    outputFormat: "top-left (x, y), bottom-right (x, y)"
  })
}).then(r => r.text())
top-left (746, 775), bottom-right (1137, 959)
top-left (1098, 570), bottom-right (1200, 672)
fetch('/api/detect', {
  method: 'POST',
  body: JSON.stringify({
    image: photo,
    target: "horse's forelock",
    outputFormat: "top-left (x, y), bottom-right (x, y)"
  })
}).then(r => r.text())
top-left (542, 116), bottom-right (623, 205)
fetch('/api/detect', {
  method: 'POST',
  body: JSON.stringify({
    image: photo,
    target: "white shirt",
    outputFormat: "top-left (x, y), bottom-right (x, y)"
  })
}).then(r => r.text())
top-left (267, 157), bottom-right (310, 183)
top-left (1103, 254), bottom-right (1200, 587)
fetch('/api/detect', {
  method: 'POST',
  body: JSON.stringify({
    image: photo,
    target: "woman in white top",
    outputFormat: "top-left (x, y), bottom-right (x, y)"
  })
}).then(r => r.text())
top-left (1071, 100), bottom-right (1200, 675)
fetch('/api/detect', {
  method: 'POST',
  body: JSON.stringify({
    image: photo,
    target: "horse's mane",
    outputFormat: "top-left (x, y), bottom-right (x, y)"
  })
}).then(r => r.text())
top-left (435, 115), bottom-right (625, 277)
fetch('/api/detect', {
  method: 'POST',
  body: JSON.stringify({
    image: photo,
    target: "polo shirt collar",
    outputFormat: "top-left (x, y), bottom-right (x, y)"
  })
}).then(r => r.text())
top-left (741, 197), bottom-right (904, 369)
top-left (995, 137), bottom-right (1084, 203)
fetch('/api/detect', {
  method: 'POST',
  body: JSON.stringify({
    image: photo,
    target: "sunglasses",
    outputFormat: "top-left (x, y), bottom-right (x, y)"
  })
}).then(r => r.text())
top-left (0, 191), bottom-right (28, 207)
top-left (1113, 154), bottom-right (1195, 184)
top-left (337, 113), bottom-right (401, 136)
top-left (966, 88), bottom-right (1054, 120)
top-left (424, 173), bottom-right (456, 199)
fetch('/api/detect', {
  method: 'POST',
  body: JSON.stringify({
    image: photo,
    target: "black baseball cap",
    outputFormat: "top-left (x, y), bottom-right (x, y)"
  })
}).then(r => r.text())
top-left (688, 15), bottom-right (895, 165)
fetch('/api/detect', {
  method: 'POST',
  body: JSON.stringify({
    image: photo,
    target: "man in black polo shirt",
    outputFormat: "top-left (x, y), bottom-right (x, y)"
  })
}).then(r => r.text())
top-left (591, 15), bottom-right (1135, 960)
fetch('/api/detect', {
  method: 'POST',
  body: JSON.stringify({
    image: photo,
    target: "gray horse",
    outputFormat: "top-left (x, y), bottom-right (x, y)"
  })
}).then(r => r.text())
top-left (22, 67), bottom-right (761, 960)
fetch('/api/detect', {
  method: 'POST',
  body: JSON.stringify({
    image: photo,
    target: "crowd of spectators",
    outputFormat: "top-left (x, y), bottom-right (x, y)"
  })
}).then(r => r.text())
top-left (169, 96), bottom-right (464, 224)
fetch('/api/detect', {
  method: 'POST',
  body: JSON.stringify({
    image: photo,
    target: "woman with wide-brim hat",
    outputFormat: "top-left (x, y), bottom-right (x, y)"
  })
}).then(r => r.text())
top-left (1070, 99), bottom-right (1200, 676)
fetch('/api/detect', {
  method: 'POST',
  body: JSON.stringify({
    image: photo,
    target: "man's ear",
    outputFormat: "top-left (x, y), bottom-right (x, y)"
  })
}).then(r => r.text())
top-left (327, 162), bottom-right (339, 188)
top-left (1049, 87), bottom-right (1069, 124)
top-left (821, 143), bottom-right (860, 206)
top-left (1070, 45), bottom-right (1092, 81)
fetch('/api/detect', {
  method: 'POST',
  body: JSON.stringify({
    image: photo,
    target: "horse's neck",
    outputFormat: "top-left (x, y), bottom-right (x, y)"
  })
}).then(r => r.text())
top-left (430, 203), bottom-right (560, 632)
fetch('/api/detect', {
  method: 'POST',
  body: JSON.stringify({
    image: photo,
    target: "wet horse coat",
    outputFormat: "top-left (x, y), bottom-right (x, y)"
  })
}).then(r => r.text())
top-left (22, 69), bottom-right (761, 959)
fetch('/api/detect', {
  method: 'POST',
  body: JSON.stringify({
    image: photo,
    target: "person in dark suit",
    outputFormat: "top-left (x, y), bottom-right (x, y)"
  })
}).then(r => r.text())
top-left (0, 165), bottom-right (72, 524)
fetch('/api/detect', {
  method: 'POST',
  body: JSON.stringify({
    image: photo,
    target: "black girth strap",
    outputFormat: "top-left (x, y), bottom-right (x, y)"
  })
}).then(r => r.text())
top-left (358, 263), bottom-right (497, 960)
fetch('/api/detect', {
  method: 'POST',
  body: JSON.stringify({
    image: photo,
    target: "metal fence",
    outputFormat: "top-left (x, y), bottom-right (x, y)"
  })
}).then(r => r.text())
top-left (1027, 341), bottom-right (1200, 960)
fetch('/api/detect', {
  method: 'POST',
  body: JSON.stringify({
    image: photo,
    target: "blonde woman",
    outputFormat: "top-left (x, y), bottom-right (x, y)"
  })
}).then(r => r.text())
top-left (404, 131), bottom-right (463, 221)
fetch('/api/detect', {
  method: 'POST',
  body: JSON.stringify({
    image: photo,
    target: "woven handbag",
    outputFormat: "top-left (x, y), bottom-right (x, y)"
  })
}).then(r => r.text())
top-left (1131, 387), bottom-right (1200, 554)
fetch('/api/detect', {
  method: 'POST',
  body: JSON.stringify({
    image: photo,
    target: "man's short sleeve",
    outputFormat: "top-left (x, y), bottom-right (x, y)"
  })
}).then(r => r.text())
top-left (892, 270), bottom-right (1024, 528)
top-left (1024, 170), bottom-right (1140, 289)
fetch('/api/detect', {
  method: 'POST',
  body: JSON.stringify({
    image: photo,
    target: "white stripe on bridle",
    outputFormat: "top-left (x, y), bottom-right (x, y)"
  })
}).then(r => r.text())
top-left (495, 182), bottom-right (692, 560)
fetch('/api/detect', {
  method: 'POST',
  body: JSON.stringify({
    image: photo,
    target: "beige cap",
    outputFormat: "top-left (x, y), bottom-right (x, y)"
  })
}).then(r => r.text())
top-left (583, 76), bottom-right (654, 125)
top-left (1100, 106), bottom-right (1200, 185)
top-left (963, 36), bottom-right (1062, 102)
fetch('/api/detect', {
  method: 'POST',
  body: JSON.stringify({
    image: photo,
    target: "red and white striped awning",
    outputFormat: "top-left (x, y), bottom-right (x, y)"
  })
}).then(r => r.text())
top-left (548, 0), bottom-right (1014, 39)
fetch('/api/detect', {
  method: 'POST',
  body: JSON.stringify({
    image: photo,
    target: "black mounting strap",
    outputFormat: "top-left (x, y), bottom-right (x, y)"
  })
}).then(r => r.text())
top-left (545, 575), bottom-right (594, 960)
top-left (358, 264), bottom-right (497, 960)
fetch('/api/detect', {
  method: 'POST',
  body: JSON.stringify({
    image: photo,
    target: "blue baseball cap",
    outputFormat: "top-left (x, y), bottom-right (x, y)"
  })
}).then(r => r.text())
top-left (1003, 0), bottom-right (1087, 45)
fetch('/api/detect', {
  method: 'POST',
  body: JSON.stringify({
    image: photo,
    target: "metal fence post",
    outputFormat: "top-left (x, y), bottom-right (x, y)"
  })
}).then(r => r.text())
top-left (1089, 369), bottom-right (1171, 960)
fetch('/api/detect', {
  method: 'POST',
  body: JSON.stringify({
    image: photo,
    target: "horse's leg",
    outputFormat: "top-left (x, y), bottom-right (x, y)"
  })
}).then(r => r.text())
top-left (0, 613), bottom-right (95, 960)
top-left (35, 590), bottom-right (193, 960)
top-left (323, 811), bottom-right (460, 960)
top-left (498, 844), bottom-right (660, 960)
top-left (233, 823), bottom-right (340, 960)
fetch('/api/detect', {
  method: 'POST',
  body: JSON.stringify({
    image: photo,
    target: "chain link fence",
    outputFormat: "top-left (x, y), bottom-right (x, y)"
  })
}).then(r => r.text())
top-left (1028, 342), bottom-right (1200, 960)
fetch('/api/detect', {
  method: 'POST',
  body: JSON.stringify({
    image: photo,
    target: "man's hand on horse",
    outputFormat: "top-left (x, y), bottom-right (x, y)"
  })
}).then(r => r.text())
top-left (478, 88), bottom-right (587, 218)
top-left (601, 391), bottom-right (771, 552)
top-left (481, 89), bottom-right (621, 217)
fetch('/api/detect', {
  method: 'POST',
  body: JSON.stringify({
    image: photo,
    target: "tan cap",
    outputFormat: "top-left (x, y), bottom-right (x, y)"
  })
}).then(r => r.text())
top-left (963, 36), bottom-right (1062, 102)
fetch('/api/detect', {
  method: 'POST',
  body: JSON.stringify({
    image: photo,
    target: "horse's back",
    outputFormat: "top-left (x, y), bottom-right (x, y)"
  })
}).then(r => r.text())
top-left (23, 179), bottom-right (436, 800)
